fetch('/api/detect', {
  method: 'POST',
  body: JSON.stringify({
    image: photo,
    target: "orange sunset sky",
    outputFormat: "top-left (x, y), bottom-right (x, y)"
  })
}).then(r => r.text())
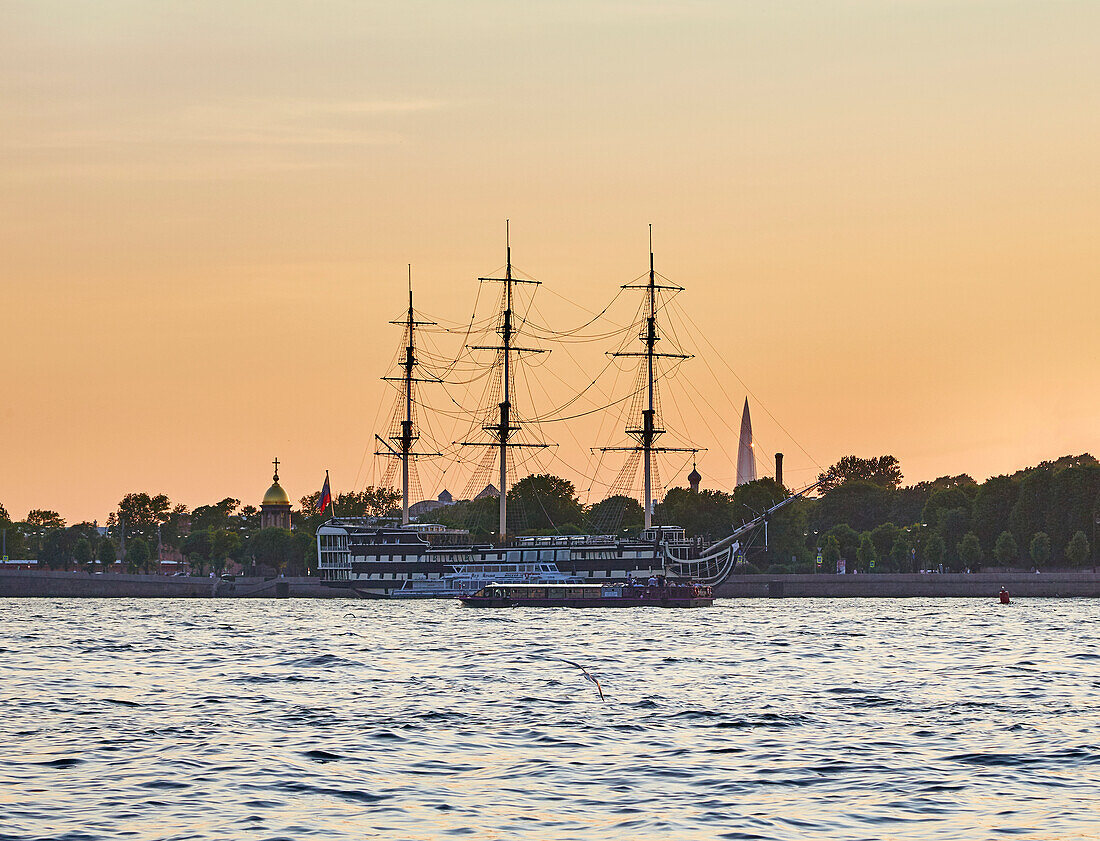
top-left (1, 1), bottom-right (1097, 525)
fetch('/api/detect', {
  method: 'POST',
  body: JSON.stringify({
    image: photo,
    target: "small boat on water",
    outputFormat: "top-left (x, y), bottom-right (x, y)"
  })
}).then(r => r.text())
top-left (459, 581), bottom-right (714, 608)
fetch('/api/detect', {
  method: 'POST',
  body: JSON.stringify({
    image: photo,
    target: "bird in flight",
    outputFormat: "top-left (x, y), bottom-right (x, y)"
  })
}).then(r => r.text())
top-left (554, 657), bottom-right (605, 701)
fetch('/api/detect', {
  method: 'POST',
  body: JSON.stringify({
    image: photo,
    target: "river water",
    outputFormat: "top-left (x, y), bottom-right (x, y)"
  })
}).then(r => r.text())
top-left (0, 598), bottom-right (1096, 841)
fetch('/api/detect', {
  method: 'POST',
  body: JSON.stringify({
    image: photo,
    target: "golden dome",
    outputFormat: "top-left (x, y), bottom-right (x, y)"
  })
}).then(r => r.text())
top-left (262, 458), bottom-right (291, 507)
top-left (263, 481), bottom-right (290, 506)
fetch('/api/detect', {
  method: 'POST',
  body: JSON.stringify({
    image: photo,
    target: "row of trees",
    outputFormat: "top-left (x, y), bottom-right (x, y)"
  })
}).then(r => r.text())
top-left (0, 492), bottom-right (342, 575)
top-left (802, 453), bottom-right (1098, 573)
top-left (358, 454), bottom-right (1097, 574)
top-left (3, 453), bottom-right (1096, 575)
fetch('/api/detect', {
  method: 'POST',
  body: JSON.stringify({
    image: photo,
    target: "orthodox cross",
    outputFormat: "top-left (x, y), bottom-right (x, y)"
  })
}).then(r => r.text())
top-left (272, 457), bottom-right (280, 481)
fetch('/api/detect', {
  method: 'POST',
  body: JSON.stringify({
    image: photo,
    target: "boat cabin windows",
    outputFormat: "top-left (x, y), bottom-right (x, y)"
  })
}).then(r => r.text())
top-left (641, 526), bottom-right (687, 543)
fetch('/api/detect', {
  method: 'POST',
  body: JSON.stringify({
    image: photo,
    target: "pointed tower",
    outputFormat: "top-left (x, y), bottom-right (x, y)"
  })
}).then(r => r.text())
top-left (736, 398), bottom-right (757, 486)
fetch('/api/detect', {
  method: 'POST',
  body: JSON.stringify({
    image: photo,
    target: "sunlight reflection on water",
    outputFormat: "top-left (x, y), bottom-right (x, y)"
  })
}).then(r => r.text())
top-left (0, 597), bottom-right (1097, 840)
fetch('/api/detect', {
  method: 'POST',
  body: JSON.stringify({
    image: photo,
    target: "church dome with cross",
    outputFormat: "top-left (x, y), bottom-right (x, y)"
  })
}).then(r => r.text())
top-left (261, 458), bottom-right (292, 529)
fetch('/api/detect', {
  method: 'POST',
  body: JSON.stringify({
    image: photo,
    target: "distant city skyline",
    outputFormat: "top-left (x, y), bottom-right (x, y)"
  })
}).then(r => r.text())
top-left (1, 2), bottom-right (1097, 524)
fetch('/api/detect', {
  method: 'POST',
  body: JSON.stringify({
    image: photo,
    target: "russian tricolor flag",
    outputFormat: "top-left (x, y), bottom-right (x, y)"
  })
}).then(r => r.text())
top-left (317, 473), bottom-right (332, 515)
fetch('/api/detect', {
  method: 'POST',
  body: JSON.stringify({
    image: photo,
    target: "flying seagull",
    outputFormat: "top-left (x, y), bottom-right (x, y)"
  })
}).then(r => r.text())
top-left (554, 657), bottom-right (605, 701)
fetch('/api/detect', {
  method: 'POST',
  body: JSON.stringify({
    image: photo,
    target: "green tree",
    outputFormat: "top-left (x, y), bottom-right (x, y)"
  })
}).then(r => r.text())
top-left (889, 536), bottom-right (911, 572)
top-left (730, 478), bottom-right (809, 565)
top-left (38, 529), bottom-right (74, 569)
top-left (110, 493), bottom-right (171, 545)
top-left (887, 475), bottom-right (975, 530)
top-left (24, 510), bottom-right (66, 558)
top-left (190, 498), bottom-right (241, 534)
top-left (993, 531), bottom-right (1018, 567)
top-left (237, 505), bottom-right (260, 532)
top-left (1029, 532), bottom-right (1051, 568)
top-left (0, 504), bottom-right (26, 558)
top-left (856, 532), bottom-right (877, 573)
top-left (813, 481), bottom-right (892, 534)
top-left (1009, 471), bottom-right (1053, 554)
top-left (585, 495), bottom-right (644, 535)
top-left (292, 530), bottom-right (316, 575)
top-left (935, 507), bottom-right (970, 567)
top-left (971, 476), bottom-right (1020, 556)
top-left (157, 504), bottom-right (191, 552)
top-left (1065, 530), bottom-right (1090, 568)
top-left (731, 478), bottom-right (787, 522)
top-left (182, 529), bottom-right (212, 574)
top-left (125, 537), bottom-right (151, 573)
top-left (957, 532), bottom-right (983, 570)
top-left (655, 488), bottom-right (735, 540)
top-left (26, 509), bottom-right (65, 529)
top-left (508, 474), bottom-right (583, 532)
top-left (870, 523), bottom-right (901, 561)
top-left (432, 496), bottom-right (500, 540)
top-left (296, 486), bottom-right (401, 534)
top-left (825, 523), bottom-right (860, 566)
top-left (74, 538), bottom-right (94, 572)
top-left (248, 528), bottom-right (296, 574)
top-left (821, 534), bottom-right (841, 574)
top-left (1048, 462), bottom-right (1100, 560)
top-left (97, 538), bottom-right (117, 572)
top-left (210, 529), bottom-right (241, 574)
top-left (818, 455), bottom-right (903, 493)
top-left (924, 534), bottom-right (945, 569)
top-left (922, 488), bottom-right (971, 528)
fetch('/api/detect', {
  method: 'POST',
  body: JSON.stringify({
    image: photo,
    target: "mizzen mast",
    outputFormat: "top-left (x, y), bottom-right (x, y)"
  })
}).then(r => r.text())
top-left (602, 226), bottom-right (694, 529)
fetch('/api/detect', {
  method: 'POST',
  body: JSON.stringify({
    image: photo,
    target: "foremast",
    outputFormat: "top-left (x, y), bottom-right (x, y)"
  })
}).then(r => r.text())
top-left (602, 227), bottom-right (694, 529)
top-left (376, 267), bottom-right (440, 525)
top-left (463, 223), bottom-right (548, 542)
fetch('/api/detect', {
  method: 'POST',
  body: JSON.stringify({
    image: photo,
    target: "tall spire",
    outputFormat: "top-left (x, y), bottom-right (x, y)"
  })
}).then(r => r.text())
top-left (736, 398), bottom-right (757, 486)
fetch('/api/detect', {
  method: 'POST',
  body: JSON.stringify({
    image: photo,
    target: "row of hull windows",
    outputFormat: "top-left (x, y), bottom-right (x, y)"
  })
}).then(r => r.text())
top-left (318, 540), bottom-right (643, 561)
top-left (348, 569), bottom-right (654, 581)
top-left (344, 551), bottom-right (653, 563)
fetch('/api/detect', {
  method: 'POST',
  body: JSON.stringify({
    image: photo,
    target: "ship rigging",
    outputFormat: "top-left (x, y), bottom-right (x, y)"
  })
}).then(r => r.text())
top-left (315, 226), bottom-right (822, 594)
top-left (598, 226), bottom-right (699, 530)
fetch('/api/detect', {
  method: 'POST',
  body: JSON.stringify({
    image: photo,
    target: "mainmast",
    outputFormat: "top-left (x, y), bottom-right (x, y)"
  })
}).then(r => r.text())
top-left (464, 222), bottom-right (547, 542)
top-left (377, 267), bottom-right (440, 525)
top-left (603, 226), bottom-right (693, 530)
top-left (643, 242), bottom-right (657, 528)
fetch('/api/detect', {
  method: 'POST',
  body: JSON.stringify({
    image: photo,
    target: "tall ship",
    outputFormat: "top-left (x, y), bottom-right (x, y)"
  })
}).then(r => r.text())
top-left (317, 229), bottom-right (812, 596)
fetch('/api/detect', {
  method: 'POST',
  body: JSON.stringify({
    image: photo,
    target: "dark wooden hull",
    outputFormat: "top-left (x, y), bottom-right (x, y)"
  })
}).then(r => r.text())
top-left (459, 595), bottom-right (713, 608)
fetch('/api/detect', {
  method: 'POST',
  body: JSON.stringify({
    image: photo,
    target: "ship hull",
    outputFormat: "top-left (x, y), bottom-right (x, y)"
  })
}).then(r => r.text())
top-left (459, 595), bottom-right (712, 608)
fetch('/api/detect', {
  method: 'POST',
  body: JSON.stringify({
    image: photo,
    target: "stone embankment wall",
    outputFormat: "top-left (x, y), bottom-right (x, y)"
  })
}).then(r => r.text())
top-left (714, 572), bottom-right (1100, 599)
top-left (3, 570), bottom-right (1098, 599)
top-left (0, 570), bottom-right (344, 598)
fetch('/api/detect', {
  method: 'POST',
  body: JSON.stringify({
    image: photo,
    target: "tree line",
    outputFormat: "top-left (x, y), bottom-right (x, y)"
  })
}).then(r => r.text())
top-left (0, 487), bottom-right (397, 575)
top-left (1, 453), bottom-right (1095, 574)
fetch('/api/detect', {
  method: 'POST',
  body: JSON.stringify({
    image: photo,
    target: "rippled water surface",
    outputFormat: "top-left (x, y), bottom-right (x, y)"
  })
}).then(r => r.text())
top-left (1, 598), bottom-right (1097, 840)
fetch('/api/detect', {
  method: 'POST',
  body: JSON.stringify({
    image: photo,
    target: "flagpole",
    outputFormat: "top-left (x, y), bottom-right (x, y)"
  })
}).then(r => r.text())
top-left (326, 469), bottom-right (337, 518)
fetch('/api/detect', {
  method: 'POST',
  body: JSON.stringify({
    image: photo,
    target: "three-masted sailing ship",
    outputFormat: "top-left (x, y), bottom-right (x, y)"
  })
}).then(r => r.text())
top-left (316, 230), bottom-right (809, 595)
